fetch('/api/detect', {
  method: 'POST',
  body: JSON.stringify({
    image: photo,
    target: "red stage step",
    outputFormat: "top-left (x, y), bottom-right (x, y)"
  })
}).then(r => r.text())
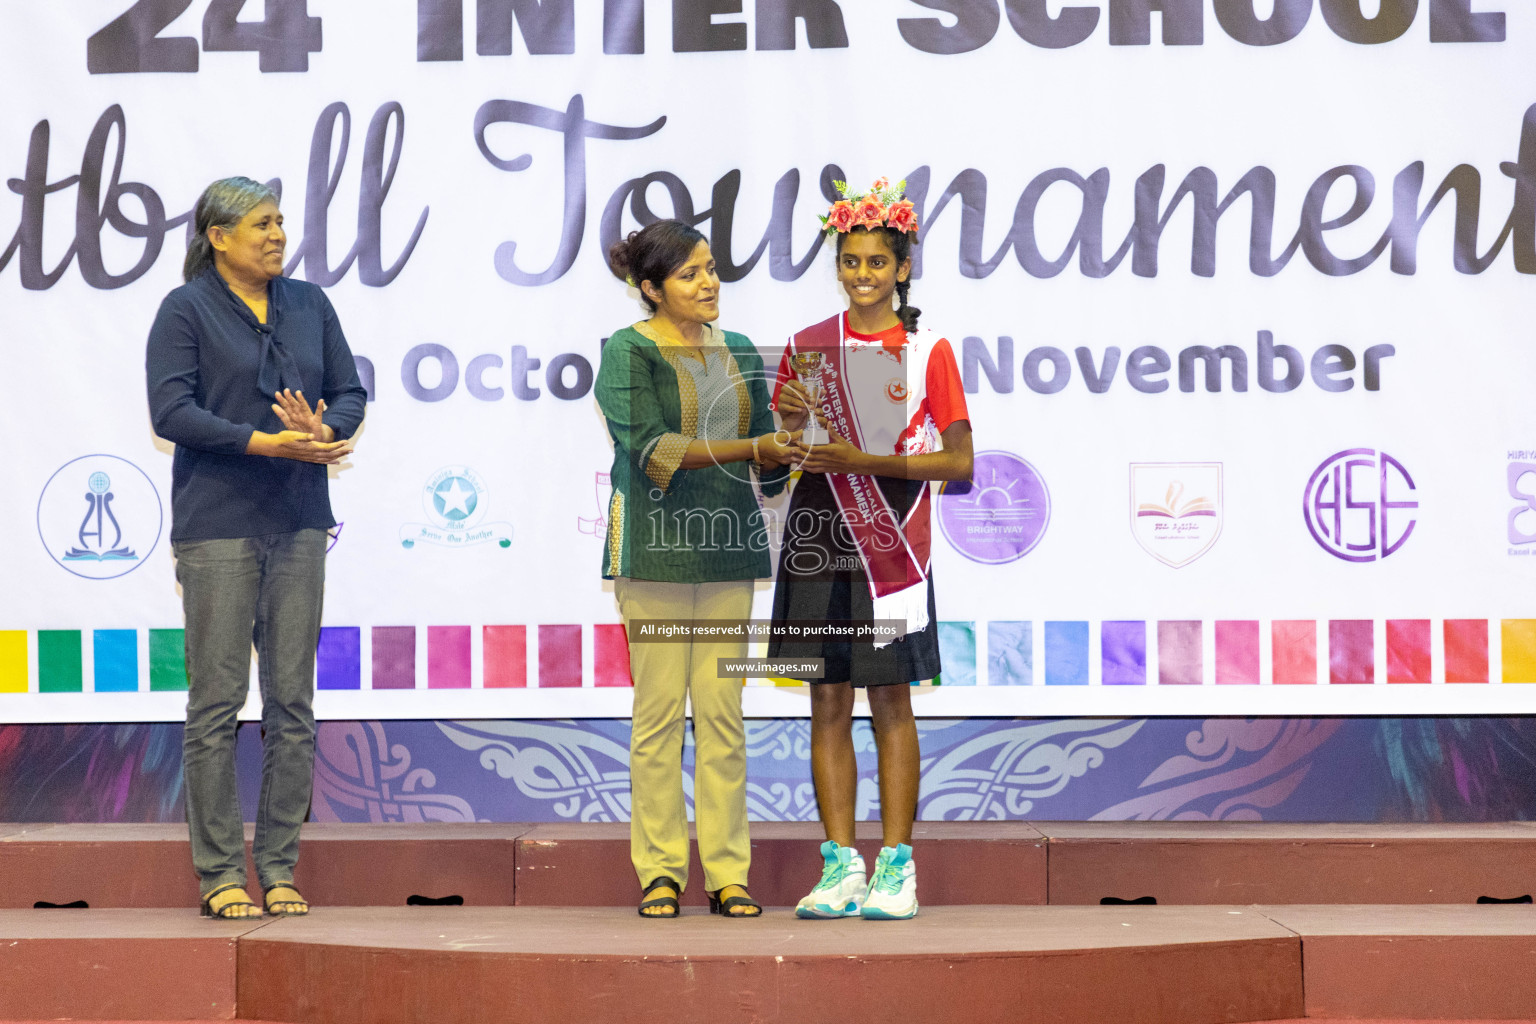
top-left (12, 904), bottom-right (1531, 1023)
top-left (0, 909), bottom-right (261, 1021)
top-left (0, 825), bottom-right (210, 910)
top-left (6, 821), bottom-right (1535, 910)
top-left (513, 820), bottom-right (1047, 907)
top-left (2, 827), bottom-right (1534, 1024)
top-left (0, 824), bottom-right (532, 910)
top-left (1260, 904), bottom-right (1536, 1020)
top-left (277, 822), bottom-right (527, 907)
top-left (236, 905), bottom-right (1301, 1024)
top-left (1040, 822), bottom-right (1536, 905)
top-left (1, 822), bottom-right (1048, 909)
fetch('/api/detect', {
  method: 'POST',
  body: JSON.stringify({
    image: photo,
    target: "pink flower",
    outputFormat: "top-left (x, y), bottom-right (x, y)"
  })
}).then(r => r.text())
top-left (825, 200), bottom-right (856, 233)
top-left (885, 199), bottom-right (918, 234)
top-left (871, 177), bottom-right (890, 193)
top-left (852, 196), bottom-right (886, 229)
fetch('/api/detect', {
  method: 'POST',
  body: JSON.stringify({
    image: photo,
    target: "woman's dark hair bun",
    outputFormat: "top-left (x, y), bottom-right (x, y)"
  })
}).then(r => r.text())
top-left (607, 232), bottom-right (637, 282)
top-left (607, 220), bottom-right (707, 313)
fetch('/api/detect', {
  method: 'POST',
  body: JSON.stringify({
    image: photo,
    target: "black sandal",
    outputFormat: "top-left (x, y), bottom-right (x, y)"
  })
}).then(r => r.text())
top-left (638, 876), bottom-right (681, 919)
top-left (708, 885), bottom-right (762, 918)
top-left (200, 882), bottom-right (261, 919)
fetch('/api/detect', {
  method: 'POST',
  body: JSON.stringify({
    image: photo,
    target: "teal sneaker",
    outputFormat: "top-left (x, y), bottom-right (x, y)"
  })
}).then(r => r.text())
top-left (860, 844), bottom-right (918, 920)
top-left (795, 840), bottom-right (867, 919)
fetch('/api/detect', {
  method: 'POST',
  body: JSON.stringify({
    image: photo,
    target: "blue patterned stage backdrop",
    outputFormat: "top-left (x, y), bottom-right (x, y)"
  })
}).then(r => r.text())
top-left (2, 717), bottom-right (1532, 824)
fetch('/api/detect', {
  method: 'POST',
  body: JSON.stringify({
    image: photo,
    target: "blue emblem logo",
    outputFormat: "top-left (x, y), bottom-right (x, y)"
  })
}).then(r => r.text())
top-left (401, 465), bottom-right (512, 549)
top-left (37, 454), bottom-right (163, 579)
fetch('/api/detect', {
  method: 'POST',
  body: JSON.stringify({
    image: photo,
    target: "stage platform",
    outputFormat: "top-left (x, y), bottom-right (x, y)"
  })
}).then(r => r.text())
top-left (0, 822), bottom-right (1532, 1022)
top-left (3, 904), bottom-right (1534, 1023)
top-left (4, 821), bottom-right (1532, 909)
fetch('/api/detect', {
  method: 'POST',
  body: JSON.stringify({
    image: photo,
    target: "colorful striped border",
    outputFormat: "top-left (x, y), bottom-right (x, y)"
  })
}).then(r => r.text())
top-left (2, 619), bottom-right (1535, 691)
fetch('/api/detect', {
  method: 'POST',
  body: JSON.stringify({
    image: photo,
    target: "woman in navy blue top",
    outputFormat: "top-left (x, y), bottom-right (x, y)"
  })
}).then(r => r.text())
top-left (146, 177), bottom-right (366, 919)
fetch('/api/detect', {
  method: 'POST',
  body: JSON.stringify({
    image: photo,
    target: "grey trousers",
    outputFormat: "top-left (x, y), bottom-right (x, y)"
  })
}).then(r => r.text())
top-left (173, 528), bottom-right (326, 896)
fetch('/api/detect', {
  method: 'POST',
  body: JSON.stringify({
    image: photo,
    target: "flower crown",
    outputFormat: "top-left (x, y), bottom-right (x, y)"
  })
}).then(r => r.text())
top-left (819, 177), bottom-right (919, 238)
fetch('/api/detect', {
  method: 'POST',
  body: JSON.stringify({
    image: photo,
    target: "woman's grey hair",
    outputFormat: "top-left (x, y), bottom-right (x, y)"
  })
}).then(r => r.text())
top-left (182, 176), bottom-right (279, 283)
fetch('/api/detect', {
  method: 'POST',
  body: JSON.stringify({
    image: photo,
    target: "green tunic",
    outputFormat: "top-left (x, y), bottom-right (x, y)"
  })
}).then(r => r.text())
top-left (595, 322), bottom-right (789, 583)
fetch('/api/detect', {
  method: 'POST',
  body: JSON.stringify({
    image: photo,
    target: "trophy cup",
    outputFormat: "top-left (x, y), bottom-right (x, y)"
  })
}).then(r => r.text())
top-left (789, 351), bottom-right (828, 445)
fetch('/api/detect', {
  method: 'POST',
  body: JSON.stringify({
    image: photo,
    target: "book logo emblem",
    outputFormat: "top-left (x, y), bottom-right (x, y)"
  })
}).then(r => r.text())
top-left (1130, 463), bottom-right (1223, 568)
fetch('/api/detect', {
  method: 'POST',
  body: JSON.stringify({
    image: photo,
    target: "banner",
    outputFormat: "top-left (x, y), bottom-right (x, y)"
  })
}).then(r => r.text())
top-left (3, 1), bottom-right (1535, 721)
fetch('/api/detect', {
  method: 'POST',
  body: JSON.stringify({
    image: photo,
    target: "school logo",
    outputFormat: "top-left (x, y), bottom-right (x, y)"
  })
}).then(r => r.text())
top-left (937, 451), bottom-right (1049, 564)
top-left (1303, 448), bottom-right (1417, 562)
top-left (1130, 463), bottom-right (1223, 568)
top-left (37, 454), bottom-right (162, 580)
top-left (1507, 453), bottom-right (1536, 554)
top-left (401, 465), bottom-right (512, 549)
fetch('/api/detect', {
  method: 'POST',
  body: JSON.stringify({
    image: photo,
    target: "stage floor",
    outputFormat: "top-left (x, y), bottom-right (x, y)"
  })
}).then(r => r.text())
top-left (1, 822), bottom-right (1532, 1022)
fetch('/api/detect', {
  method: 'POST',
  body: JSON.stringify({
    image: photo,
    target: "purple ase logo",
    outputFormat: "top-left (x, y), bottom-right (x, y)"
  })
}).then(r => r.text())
top-left (1303, 448), bottom-right (1417, 562)
top-left (937, 451), bottom-right (1049, 564)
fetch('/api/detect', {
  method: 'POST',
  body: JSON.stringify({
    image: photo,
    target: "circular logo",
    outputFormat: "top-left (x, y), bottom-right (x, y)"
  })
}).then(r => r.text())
top-left (886, 378), bottom-right (908, 403)
top-left (37, 454), bottom-right (163, 580)
top-left (937, 451), bottom-right (1050, 564)
top-left (432, 475), bottom-right (479, 522)
top-left (423, 466), bottom-right (486, 529)
top-left (1303, 448), bottom-right (1418, 562)
top-left (404, 465), bottom-right (512, 550)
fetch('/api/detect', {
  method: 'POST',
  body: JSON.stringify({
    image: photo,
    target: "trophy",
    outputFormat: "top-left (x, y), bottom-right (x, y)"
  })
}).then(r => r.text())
top-left (789, 351), bottom-right (828, 445)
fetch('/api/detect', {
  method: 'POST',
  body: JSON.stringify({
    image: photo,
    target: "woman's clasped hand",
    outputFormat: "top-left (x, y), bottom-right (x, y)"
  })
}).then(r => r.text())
top-left (249, 388), bottom-right (353, 463)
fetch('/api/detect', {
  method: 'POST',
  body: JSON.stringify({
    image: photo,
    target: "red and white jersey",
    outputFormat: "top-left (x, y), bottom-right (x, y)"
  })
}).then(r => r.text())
top-left (774, 315), bottom-right (969, 452)
top-left (773, 314), bottom-right (971, 645)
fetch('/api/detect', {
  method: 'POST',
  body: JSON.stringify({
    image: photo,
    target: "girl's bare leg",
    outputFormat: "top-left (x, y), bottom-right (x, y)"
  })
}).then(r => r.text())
top-left (866, 683), bottom-right (919, 848)
top-left (809, 681), bottom-right (858, 846)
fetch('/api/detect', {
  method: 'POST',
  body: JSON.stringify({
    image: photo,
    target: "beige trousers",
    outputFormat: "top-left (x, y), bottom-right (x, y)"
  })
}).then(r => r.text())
top-left (615, 577), bottom-right (753, 894)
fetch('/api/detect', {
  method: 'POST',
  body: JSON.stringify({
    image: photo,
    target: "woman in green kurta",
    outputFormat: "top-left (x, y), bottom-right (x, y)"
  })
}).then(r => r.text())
top-left (597, 220), bottom-right (798, 918)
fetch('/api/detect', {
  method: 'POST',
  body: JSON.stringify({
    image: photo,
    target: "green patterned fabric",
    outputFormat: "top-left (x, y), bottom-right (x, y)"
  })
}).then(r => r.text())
top-left (595, 323), bottom-right (789, 583)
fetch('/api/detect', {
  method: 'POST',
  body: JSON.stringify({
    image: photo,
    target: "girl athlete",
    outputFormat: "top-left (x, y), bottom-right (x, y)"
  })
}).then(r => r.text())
top-left (770, 180), bottom-right (973, 920)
